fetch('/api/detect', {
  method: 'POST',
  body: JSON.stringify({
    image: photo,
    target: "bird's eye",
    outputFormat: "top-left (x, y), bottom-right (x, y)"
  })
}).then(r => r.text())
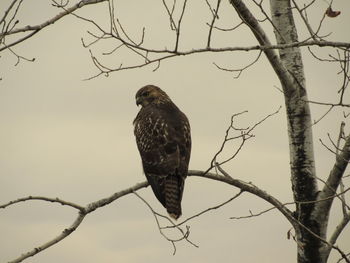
top-left (142, 91), bottom-right (149, 97)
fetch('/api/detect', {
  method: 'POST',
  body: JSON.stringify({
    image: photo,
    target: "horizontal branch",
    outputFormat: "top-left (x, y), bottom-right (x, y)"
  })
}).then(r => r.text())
top-left (4, 168), bottom-right (349, 262)
top-left (0, 196), bottom-right (84, 211)
top-left (115, 39), bottom-right (350, 56)
top-left (87, 39), bottom-right (350, 78)
top-left (3, 168), bottom-right (294, 262)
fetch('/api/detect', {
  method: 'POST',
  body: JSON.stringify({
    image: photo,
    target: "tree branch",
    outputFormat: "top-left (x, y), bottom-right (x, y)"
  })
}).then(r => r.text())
top-left (317, 132), bottom-right (350, 214)
top-left (206, 0), bottom-right (221, 48)
top-left (329, 211), bottom-right (350, 249)
top-left (188, 168), bottom-right (296, 228)
top-left (317, 130), bottom-right (350, 260)
top-left (2, 0), bottom-right (107, 36)
top-left (133, 191), bottom-right (198, 255)
top-left (0, 0), bottom-right (108, 52)
top-left (8, 212), bottom-right (86, 263)
top-left (229, 0), bottom-right (295, 96)
top-left (4, 181), bottom-right (148, 263)
top-left (0, 196), bottom-right (84, 211)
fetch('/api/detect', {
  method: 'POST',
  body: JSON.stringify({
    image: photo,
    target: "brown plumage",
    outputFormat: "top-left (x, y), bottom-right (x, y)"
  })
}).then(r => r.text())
top-left (133, 85), bottom-right (191, 219)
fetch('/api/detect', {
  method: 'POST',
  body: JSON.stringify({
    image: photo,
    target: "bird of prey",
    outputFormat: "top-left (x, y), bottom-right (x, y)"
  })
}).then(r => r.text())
top-left (133, 85), bottom-right (191, 219)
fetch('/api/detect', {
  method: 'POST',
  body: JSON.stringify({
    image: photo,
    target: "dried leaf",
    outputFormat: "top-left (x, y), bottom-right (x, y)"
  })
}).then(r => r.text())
top-left (325, 7), bottom-right (341, 18)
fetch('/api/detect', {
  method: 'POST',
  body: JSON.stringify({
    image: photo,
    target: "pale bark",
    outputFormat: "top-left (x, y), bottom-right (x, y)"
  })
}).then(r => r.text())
top-left (230, 0), bottom-right (324, 262)
top-left (263, 1), bottom-right (349, 262)
top-left (270, 1), bottom-right (320, 262)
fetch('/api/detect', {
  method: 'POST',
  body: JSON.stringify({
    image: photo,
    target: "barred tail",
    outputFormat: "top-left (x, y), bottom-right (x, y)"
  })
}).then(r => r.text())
top-left (165, 175), bottom-right (183, 220)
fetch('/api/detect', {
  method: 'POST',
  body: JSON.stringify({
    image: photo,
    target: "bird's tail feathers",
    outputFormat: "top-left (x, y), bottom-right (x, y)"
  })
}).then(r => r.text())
top-left (165, 175), bottom-right (182, 220)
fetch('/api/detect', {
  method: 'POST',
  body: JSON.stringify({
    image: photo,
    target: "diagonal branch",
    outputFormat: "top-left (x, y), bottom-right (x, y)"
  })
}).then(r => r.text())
top-left (170, 190), bottom-right (244, 228)
top-left (8, 212), bottom-right (86, 263)
top-left (0, 0), bottom-right (108, 53)
top-left (133, 191), bottom-right (198, 255)
top-left (316, 130), bottom-right (350, 260)
top-left (207, 0), bottom-right (221, 48)
top-left (329, 211), bottom-right (350, 250)
top-left (1, 0), bottom-right (107, 37)
top-left (316, 132), bottom-right (350, 218)
top-left (189, 168), bottom-right (350, 263)
top-left (228, 0), bottom-right (295, 96)
top-left (4, 181), bottom-right (148, 263)
top-left (188, 168), bottom-right (296, 228)
top-left (174, 0), bottom-right (188, 52)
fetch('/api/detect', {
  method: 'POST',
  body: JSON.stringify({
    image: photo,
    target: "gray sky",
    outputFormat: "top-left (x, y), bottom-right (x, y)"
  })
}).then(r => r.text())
top-left (0, 0), bottom-right (349, 262)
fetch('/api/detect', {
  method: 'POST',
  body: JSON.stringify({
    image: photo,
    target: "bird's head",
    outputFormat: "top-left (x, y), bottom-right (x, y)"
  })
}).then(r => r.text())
top-left (135, 85), bottom-right (171, 107)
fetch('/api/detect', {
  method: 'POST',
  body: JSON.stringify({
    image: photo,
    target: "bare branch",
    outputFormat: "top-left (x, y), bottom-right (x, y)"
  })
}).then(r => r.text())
top-left (188, 169), bottom-right (296, 227)
top-left (133, 192), bottom-right (198, 254)
top-left (252, 0), bottom-right (284, 41)
top-left (315, 131), bottom-right (350, 259)
top-left (307, 100), bottom-right (350, 108)
top-left (4, 165), bottom-right (349, 263)
top-left (190, 168), bottom-right (350, 263)
top-left (162, 0), bottom-right (177, 30)
top-left (323, 123), bottom-right (350, 258)
top-left (0, 30), bottom-right (40, 53)
top-left (329, 211), bottom-right (350, 248)
top-left (321, 132), bottom-right (350, 194)
top-left (208, 21), bottom-right (243, 32)
top-left (291, 0), bottom-right (318, 40)
top-left (209, 106), bottom-right (281, 171)
top-left (6, 181), bottom-right (148, 262)
top-left (231, 205), bottom-right (282, 220)
top-left (9, 212), bottom-right (86, 263)
top-left (0, 196), bottom-right (84, 211)
top-left (311, 105), bottom-right (334, 126)
top-left (170, 190), bottom-right (244, 228)
top-left (1, 0), bottom-right (107, 37)
top-left (213, 50), bottom-right (262, 78)
top-left (1, 0), bottom-right (23, 35)
top-left (174, 0), bottom-right (188, 52)
top-left (0, 0), bottom-right (20, 26)
top-left (6, 45), bottom-right (35, 66)
top-left (231, 187), bottom-right (350, 220)
top-left (207, 0), bottom-right (221, 48)
top-left (77, 38), bottom-right (350, 79)
top-left (337, 123), bottom-right (349, 216)
top-left (0, 0), bottom-right (108, 52)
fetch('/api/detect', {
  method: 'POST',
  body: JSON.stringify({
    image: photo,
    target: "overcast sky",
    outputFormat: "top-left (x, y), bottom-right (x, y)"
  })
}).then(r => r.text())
top-left (0, 0), bottom-right (349, 262)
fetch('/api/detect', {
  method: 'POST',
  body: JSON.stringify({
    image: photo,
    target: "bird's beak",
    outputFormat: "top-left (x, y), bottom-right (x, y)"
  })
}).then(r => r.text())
top-left (136, 96), bottom-right (142, 106)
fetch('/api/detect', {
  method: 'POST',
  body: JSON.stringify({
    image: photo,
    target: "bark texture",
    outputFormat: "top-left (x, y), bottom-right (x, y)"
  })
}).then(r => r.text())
top-left (269, 1), bottom-right (323, 262)
top-left (229, 0), bottom-right (331, 262)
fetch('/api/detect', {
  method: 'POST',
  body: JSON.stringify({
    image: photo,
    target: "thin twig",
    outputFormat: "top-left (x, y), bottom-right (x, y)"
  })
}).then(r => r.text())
top-left (167, 190), bottom-right (244, 228)
top-left (213, 50), bottom-right (262, 78)
top-left (174, 0), bottom-right (188, 52)
top-left (207, 0), bottom-right (221, 48)
top-left (133, 191), bottom-right (198, 255)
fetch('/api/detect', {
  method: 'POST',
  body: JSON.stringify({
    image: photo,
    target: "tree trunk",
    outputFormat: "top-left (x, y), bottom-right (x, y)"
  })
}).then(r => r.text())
top-left (229, 0), bottom-right (326, 262)
top-left (269, 1), bottom-right (324, 262)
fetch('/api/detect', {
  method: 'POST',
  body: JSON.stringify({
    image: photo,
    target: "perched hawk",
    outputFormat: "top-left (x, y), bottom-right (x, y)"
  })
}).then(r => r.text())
top-left (133, 85), bottom-right (191, 219)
